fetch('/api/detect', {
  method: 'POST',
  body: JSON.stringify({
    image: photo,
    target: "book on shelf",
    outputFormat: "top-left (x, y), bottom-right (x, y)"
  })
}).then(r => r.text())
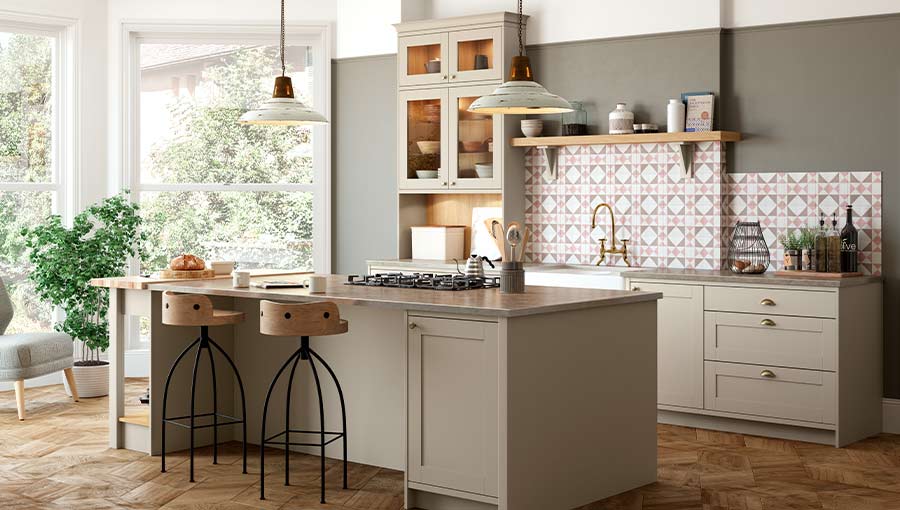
top-left (684, 94), bottom-right (714, 132)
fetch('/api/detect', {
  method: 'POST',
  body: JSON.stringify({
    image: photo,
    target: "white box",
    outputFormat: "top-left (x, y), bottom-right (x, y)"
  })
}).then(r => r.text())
top-left (411, 226), bottom-right (466, 260)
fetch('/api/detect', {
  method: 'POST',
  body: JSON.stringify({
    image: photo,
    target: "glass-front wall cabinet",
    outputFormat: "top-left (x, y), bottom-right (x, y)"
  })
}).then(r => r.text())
top-left (399, 33), bottom-right (448, 87)
top-left (450, 85), bottom-right (501, 189)
top-left (399, 89), bottom-right (448, 190)
top-left (449, 27), bottom-right (503, 83)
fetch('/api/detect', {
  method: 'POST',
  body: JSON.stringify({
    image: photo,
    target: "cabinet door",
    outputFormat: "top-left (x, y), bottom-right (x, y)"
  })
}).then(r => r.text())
top-left (407, 316), bottom-right (499, 497)
top-left (449, 27), bottom-right (503, 83)
top-left (631, 281), bottom-right (703, 409)
top-left (399, 89), bottom-right (449, 191)
top-left (449, 85), bottom-right (502, 190)
top-left (398, 33), bottom-right (449, 87)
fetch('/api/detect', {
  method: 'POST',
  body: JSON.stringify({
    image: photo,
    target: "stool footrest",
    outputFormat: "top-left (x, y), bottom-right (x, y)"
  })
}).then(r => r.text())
top-left (163, 412), bottom-right (244, 430)
top-left (264, 429), bottom-right (344, 447)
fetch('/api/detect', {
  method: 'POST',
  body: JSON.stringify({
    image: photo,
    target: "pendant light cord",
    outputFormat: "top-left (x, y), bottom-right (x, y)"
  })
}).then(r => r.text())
top-left (517, 0), bottom-right (523, 56)
top-left (280, 0), bottom-right (286, 76)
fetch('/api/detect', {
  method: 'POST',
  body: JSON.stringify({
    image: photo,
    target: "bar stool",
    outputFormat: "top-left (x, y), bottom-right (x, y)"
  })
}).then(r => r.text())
top-left (258, 300), bottom-right (348, 503)
top-left (160, 291), bottom-right (248, 482)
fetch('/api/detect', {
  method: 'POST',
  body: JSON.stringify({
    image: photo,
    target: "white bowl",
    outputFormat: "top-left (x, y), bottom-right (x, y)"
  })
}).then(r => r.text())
top-left (416, 170), bottom-right (439, 179)
top-left (210, 260), bottom-right (235, 275)
top-left (475, 164), bottom-right (494, 178)
top-left (520, 119), bottom-right (543, 137)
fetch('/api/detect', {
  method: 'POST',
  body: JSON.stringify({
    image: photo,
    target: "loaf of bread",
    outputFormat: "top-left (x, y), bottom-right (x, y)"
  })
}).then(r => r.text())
top-left (169, 254), bottom-right (206, 271)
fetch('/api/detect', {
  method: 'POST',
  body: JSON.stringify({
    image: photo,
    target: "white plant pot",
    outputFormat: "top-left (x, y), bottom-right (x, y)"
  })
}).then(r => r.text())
top-left (64, 363), bottom-right (109, 398)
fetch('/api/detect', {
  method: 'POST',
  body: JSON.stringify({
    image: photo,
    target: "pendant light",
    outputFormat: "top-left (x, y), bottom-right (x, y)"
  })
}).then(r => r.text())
top-left (468, 0), bottom-right (572, 115)
top-left (238, 0), bottom-right (328, 125)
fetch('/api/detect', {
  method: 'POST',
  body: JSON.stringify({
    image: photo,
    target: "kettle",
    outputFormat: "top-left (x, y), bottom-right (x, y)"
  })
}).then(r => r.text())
top-left (465, 253), bottom-right (495, 277)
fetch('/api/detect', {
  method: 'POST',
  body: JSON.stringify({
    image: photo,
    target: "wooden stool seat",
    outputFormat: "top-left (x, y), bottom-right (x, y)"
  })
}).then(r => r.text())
top-left (259, 301), bottom-right (348, 337)
top-left (162, 291), bottom-right (245, 326)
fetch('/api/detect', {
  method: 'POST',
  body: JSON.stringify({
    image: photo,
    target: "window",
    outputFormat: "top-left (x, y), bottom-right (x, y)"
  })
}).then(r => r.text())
top-left (131, 29), bottom-right (330, 275)
top-left (0, 20), bottom-right (72, 334)
top-left (126, 26), bottom-right (330, 350)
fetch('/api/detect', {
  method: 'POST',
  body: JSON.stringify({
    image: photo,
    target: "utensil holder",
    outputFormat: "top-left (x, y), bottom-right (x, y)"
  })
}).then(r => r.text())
top-left (500, 262), bottom-right (525, 294)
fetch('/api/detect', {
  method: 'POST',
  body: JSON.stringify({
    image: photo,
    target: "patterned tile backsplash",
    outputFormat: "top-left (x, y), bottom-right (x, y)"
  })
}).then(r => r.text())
top-left (523, 142), bottom-right (882, 274)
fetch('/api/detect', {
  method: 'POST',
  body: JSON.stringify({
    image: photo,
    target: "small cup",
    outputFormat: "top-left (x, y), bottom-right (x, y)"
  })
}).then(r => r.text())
top-left (210, 260), bottom-right (235, 276)
top-left (474, 54), bottom-right (489, 70)
top-left (232, 270), bottom-right (251, 288)
top-left (305, 275), bottom-right (327, 293)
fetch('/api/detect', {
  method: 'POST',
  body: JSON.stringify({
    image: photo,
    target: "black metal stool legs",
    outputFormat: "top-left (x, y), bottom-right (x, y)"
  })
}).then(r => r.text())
top-left (160, 326), bottom-right (248, 481)
top-left (260, 337), bottom-right (348, 502)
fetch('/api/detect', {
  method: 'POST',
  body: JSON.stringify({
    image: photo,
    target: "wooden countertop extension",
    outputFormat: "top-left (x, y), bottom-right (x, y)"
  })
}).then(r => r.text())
top-left (90, 269), bottom-right (311, 290)
top-left (95, 274), bottom-right (661, 318)
top-left (625, 268), bottom-right (882, 288)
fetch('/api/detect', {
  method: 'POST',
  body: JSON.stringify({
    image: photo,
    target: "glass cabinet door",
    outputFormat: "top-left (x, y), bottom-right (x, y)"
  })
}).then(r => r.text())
top-left (449, 85), bottom-right (501, 190)
top-left (398, 33), bottom-right (449, 87)
top-left (449, 27), bottom-right (503, 83)
top-left (399, 89), bottom-right (448, 191)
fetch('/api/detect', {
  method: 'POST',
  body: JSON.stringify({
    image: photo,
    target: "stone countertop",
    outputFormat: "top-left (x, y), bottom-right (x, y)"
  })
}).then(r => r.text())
top-left (623, 268), bottom-right (882, 288)
top-left (115, 274), bottom-right (661, 318)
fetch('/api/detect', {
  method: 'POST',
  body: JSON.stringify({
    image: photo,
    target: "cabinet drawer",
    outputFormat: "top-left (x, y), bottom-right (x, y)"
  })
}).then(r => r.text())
top-left (704, 312), bottom-right (836, 371)
top-left (704, 361), bottom-right (835, 424)
top-left (704, 286), bottom-right (836, 318)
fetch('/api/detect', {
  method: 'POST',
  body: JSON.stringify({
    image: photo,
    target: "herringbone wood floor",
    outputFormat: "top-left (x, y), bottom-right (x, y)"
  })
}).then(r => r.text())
top-left (2, 378), bottom-right (900, 509)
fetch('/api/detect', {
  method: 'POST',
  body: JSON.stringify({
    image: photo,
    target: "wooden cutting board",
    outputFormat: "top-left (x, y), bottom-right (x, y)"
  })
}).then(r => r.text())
top-left (158, 269), bottom-right (217, 279)
top-left (774, 270), bottom-right (863, 278)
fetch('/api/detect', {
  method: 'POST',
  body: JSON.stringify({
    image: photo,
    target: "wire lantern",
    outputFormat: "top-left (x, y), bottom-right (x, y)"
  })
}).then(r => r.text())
top-left (727, 221), bottom-right (770, 274)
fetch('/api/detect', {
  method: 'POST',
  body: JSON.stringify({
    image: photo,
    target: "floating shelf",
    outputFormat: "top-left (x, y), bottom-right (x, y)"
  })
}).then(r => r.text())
top-left (513, 131), bottom-right (742, 180)
top-left (509, 130), bottom-right (742, 147)
top-left (119, 411), bottom-right (150, 428)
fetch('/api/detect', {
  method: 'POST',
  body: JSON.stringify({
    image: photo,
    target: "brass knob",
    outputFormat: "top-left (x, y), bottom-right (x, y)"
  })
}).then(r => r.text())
top-left (760, 369), bottom-right (776, 378)
top-left (442, 75), bottom-right (448, 80)
top-left (441, 181), bottom-right (447, 186)
top-left (408, 323), bottom-right (418, 330)
top-left (760, 298), bottom-right (776, 306)
top-left (451, 181), bottom-right (456, 186)
top-left (451, 74), bottom-right (456, 79)
top-left (760, 318), bottom-right (776, 327)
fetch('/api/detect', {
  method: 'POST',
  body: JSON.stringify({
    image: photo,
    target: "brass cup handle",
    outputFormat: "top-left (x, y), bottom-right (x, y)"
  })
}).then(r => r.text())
top-left (760, 369), bottom-right (776, 378)
top-left (408, 323), bottom-right (418, 330)
top-left (632, 287), bottom-right (640, 291)
top-left (760, 318), bottom-right (776, 327)
top-left (760, 298), bottom-right (776, 306)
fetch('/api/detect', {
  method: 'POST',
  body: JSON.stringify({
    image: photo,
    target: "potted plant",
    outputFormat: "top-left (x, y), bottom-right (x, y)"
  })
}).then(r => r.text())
top-left (778, 230), bottom-right (802, 271)
top-left (21, 192), bottom-right (145, 397)
top-left (798, 227), bottom-right (816, 271)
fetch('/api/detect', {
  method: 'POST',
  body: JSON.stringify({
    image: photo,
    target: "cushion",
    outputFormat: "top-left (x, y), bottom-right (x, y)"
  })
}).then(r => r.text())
top-left (0, 278), bottom-right (12, 335)
top-left (0, 332), bottom-right (73, 381)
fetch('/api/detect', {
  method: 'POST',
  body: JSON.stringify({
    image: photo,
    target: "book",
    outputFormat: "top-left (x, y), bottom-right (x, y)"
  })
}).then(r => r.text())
top-left (685, 94), bottom-right (714, 132)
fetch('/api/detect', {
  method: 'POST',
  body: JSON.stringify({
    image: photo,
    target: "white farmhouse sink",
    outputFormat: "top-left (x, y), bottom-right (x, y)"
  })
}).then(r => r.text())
top-left (525, 264), bottom-right (629, 290)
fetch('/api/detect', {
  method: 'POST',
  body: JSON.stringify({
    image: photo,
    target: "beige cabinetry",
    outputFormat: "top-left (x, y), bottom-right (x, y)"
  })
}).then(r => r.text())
top-left (407, 315), bottom-right (499, 499)
top-left (632, 282), bottom-right (703, 409)
top-left (626, 275), bottom-right (882, 447)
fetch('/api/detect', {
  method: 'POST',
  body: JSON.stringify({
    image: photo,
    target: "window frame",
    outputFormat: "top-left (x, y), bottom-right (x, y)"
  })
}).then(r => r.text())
top-left (121, 22), bottom-right (333, 276)
top-left (0, 10), bottom-right (79, 221)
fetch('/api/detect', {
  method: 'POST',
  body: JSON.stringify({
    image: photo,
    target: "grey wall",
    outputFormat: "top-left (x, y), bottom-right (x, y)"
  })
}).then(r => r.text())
top-left (331, 55), bottom-right (398, 275)
top-left (525, 29), bottom-right (721, 134)
top-left (330, 15), bottom-right (900, 396)
top-left (721, 15), bottom-right (900, 398)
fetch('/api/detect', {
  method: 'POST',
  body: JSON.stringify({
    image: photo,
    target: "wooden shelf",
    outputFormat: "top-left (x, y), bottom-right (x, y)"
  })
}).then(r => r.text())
top-left (119, 411), bottom-right (150, 428)
top-left (509, 130), bottom-right (742, 147)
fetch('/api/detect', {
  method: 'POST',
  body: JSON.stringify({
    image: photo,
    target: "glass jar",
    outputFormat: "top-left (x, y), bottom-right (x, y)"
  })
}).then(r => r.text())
top-left (561, 101), bottom-right (587, 136)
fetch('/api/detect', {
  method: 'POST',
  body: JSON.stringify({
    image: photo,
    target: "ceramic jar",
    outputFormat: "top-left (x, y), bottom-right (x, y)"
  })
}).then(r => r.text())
top-left (608, 103), bottom-right (634, 134)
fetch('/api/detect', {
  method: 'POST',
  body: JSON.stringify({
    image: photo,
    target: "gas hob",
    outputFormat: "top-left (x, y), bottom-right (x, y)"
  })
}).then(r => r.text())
top-left (346, 273), bottom-right (500, 291)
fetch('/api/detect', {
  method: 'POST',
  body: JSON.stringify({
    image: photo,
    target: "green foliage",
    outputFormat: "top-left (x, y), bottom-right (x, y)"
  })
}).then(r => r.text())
top-left (779, 230), bottom-right (803, 251)
top-left (140, 46), bottom-right (314, 271)
top-left (21, 193), bottom-right (146, 358)
top-left (798, 227), bottom-right (816, 250)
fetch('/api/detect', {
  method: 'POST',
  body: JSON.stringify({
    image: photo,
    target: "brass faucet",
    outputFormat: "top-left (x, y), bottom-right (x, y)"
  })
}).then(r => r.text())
top-left (590, 202), bottom-right (630, 267)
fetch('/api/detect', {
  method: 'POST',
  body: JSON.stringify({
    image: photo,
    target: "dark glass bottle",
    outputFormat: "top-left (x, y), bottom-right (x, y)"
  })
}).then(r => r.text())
top-left (840, 205), bottom-right (859, 272)
top-left (826, 213), bottom-right (842, 273)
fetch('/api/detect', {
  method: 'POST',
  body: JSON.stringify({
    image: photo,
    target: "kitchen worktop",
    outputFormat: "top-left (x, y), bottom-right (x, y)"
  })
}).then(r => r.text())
top-left (101, 273), bottom-right (661, 318)
top-left (625, 268), bottom-right (882, 288)
top-left (369, 259), bottom-right (882, 288)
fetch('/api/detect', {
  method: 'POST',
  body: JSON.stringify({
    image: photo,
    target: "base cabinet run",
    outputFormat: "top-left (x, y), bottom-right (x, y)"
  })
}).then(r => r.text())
top-left (407, 315), bottom-right (499, 500)
top-left (627, 276), bottom-right (883, 447)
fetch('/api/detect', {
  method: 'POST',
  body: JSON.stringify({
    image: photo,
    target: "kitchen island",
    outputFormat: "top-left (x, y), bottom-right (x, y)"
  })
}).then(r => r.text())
top-left (93, 273), bottom-right (661, 510)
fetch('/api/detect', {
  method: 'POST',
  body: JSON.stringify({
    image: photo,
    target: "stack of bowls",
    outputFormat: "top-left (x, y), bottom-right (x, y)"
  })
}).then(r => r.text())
top-left (520, 119), bottom-right (543, 137)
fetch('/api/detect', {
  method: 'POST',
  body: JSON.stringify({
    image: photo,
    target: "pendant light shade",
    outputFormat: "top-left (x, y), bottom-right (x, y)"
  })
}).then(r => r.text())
top-left (468, 2), bottom-right (572, 115)
top-left (238, 0), bottom-right (328, 125)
